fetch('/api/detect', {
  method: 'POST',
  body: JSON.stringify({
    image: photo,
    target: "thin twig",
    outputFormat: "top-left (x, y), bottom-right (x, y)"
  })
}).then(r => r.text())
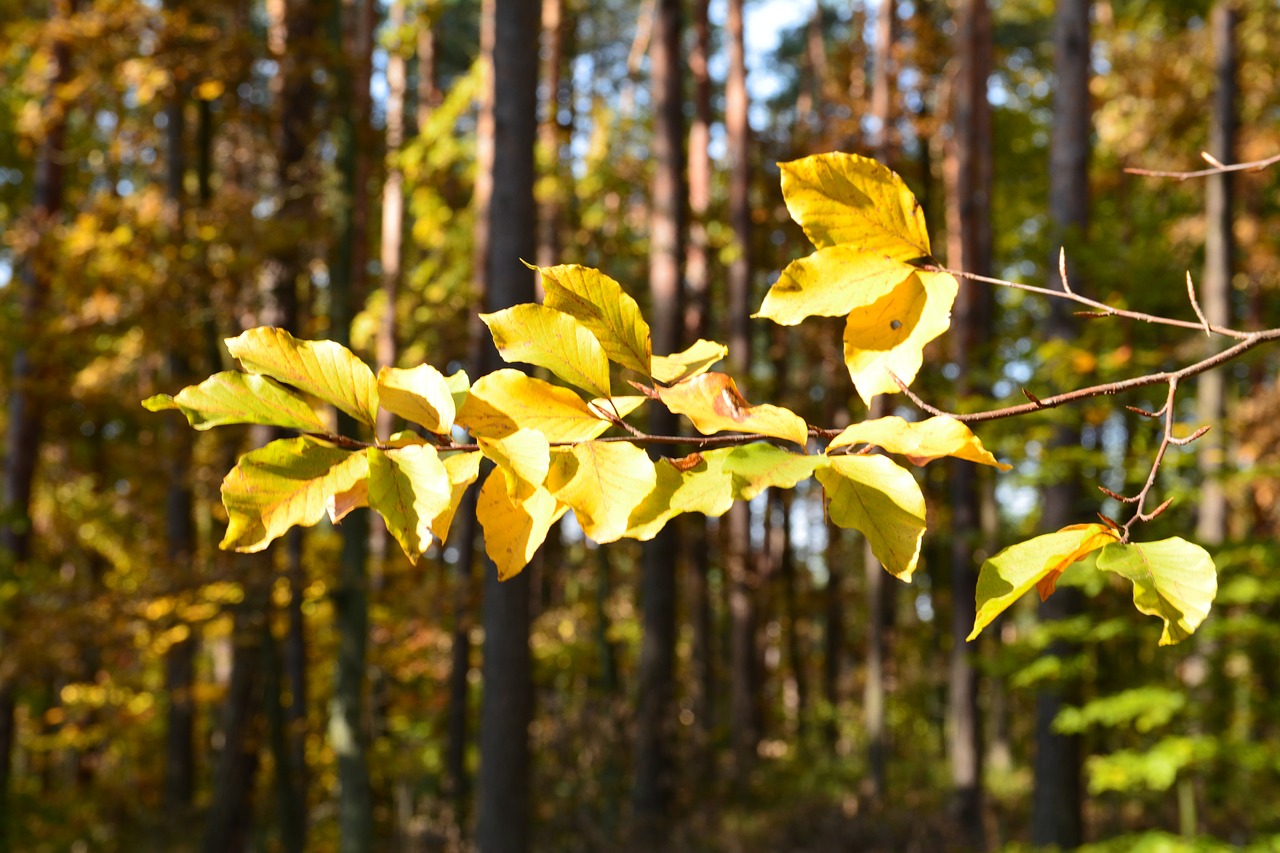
top-left (1058, 247), bottom-right (1073, 295)
top-left (1125, 152), bottom-right (1280, 180)
top-left (1186, 271), bottom-right (1211, 337)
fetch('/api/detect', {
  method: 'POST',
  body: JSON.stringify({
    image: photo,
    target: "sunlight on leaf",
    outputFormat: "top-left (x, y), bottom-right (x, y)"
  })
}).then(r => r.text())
top-left (144, 371), bottom-right (326, 432)
top-left (476, 468), bottom-right (565, 581)
top-left (625, 451), bottom-right (736, 540)
top-left (478, 429), bottom-right (551, 500)
top-left (829, 415), bottom-right (1010, 470)
top-left (531, 262), bottom-right (653, 374)
top-left (755, 245), bottom-right (915, 326)
top-left (650, 339), bottom-right (728, 384)
top-left (481, 303), bottom-right (612, 398)
top-left (722, 443), bottom-right (824, 500)
top-left (1095, 538), bottom-right (1217, 646)
top-left (816, 455), bottom-right (925, 580)
top-left (455, 369), bottom-right (614, 441)
top-left (968, 524), bottom-right (1120, 642)
top-left (656, 373), bottom-right (809, 447)
top-left (377, 364), bottom-right (457, 435)
top-left (431, 452), bottom-right (482, 543)
top-left (547, 442), bottom-right (656, 544)
top-left (368, 445), bottom-right (452, 563)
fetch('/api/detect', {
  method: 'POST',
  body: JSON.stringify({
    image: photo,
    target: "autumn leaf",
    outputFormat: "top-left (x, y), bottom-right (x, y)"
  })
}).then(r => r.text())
top-left (367, 445), bottom-right (452, 563)
top-left (455, 369), bottom-right (615, 441)
top-left (650, 339), bottom-right (729, 384)
top-left (722, 443), bottom-right (824, 500)
top-left (377, 364), bottom-right (457, 435)
top-left (221, 436), bottom-right (369, 553)
top-left (531, 262), bottom-right (653, 374)
top-left (476, 468), bottom-right (566, 581)
top-left (478, 429), bottom-right (551, 500)
top-left (481, 303), bottom-right (612, 398)
top-left (547, 442), bottom-right (656, 544)
top-left (1095, 538), bottom-right (1217, 646)
top-left (225, 327), bottom-right (380, 428)
top-left (755, 245), bottom-right (916, 326)
top-left (144, 371), bottom-right (326, 432)
top-left (431, 452), bottom-right (482, 542)
top-left (843, 269), bottom-right (958, 405)
top-left (816, 455), bottom-right (926, 580)
top-left (779, 152), bottom-right (931, 259)
top-left (625, 451), bottom-right (736, 540)
top-left (656, 373), bottom-right (809, 447)
top-left (829, 415), bottom-right (1010, 470)
top-left (968, 524), bottom-right (1120, 642)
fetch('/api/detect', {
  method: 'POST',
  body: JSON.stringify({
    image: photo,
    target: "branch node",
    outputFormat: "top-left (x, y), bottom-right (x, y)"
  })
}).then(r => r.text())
top-left (1022, 388), bottom-right (1043, 406)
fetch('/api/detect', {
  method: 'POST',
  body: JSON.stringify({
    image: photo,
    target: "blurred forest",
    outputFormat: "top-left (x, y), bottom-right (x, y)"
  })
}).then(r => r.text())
top-left (2, 0), bottom-right (1280, 851)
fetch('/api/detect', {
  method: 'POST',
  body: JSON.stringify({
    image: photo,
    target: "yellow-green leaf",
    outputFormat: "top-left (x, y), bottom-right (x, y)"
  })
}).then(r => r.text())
top-left (455, 369), bottom-right (614, 441)
top-left (481, 303), bottom-right (611, 398)
top-left (225, 326), bottom-right (380, 427)
top-left (431, 451), bottom-right (482, 542)
top-left (444, 369), bottom-right (470, 412)
top-left (144, 371), bottom-right (326, 432)
top-left (532, 262), bottom-right (653, 374)
top-left (547, 442), bottom-right (656, 544)
top-left (755, 245), bottom-right (915, 326)
top-left (476, 468), bottom-right (565, 581)
top-left (722, 443), bottom-right (824, 500)
top-left (625, 451), bottom-right (736, 540)
top-left (968, 524), bottom-right (1120, 642)
top-left (221, 436), bottom-right (369, 553)
top-left (779, 152), bottom-right (931, 258)
top-left (829, 415), bottom-right (1010, 470)
top-left (377, 364), bottom-right (456, 434)
top-left (478, 429), bottom-right (550, 500)
top-left (650, 339), bottom-right (728, 384)
top-left (367, 445), bottom-right (452, 563)
top-left (843, 269), bottom-right (958, 405)
top-left (1095, 538), bottom-right (1217, 646)
top-left (656, 373), bottom-right (809, 447)
top-left (816, 455), bottom-right (926, 580)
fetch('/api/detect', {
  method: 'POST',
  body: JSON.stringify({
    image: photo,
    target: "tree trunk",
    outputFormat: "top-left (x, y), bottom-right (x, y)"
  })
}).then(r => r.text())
top-left (1032, 0), bottom-right (1091, 845)
top-left (633, 0), bottom-right (685, 842)
top-left (685, 0), bottom-right (711, 343)
top-left (536, 0), bottom-right (564, 271)
top-left (943, 0), bottom-right (994, 843)
top-left (474, 1), bottom-right (539, 851)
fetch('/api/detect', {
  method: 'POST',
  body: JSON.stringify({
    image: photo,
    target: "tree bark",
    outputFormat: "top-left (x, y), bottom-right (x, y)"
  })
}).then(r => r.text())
top-left (474, 1), bottom-right (539, 851)
top-left (633, 0), bottom-right (686, 842)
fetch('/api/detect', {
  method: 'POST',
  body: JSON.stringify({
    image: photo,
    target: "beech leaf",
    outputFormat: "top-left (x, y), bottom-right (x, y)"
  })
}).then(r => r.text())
top-left (455, 369), bottom-right (615, 441)
top-left (968, 524), bottom-right (1120, 642)
top-left (756, 245), bottom-right (916, 326)
top-left (625, 451), bottom-right (736, 540)
top-left (656, 373), bottom-right (809, 447)
top-left (431, 452), bottom-right (482, 543)
top-left (377, 364), bottom-right (457, 435)
top-left (650, 339), bottom-right (729, 384)
top-left (476, 468), bottom-right (566, 581)
top-left (816, 455), bottom-right (926, 580)
top-left (367, 445), bottom-right (452, 563)
top-left (481, 303), bottom-right (612, 398)
top-left (547, 442), bottom-right (657, 544)
top-left (221, 436), bottom-right (369, 553)
top-left (722, 443), bottom-right (824, 500)
top-left (478, 429), bottom-right (551, 500)
top-left (531, 262), bottom-right (653, 374)
top-left (225, 327), bottom-right (380, 428)
top-left (144, 371), bottom-right (326, 432)
top-left (829, 415), bottom-right (1010, 470)
top-left (1095, 538), bottom-right (1217, 646)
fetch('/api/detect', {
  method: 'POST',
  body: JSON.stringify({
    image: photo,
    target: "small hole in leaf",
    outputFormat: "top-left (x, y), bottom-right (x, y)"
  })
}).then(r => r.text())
top-left (890, 319), bottom-right (902, 330)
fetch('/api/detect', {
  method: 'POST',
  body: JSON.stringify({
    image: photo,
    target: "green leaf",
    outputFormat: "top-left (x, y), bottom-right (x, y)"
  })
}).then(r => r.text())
top-left (1095, 538), bottom-right (1217, 646)
top-left (476, 468), bottom-right (566, 581)
top-left (755, 245), bottom-right (915, 326)
top-left (547, 442), bottom-right (656, 544)
top-left (650, 339), bottom-right (728, 384)
top-left (367, 445), bottom-right (452, 563)
top-left (377, 364), bottom-right (457, 434)
top-left (625, 451), bottom-right (736, 540)
top-left (220, 436), bottom-right (370, 553)
top-left (829, 415), bottom-right (1010, 470)
top-left (481, 303), bottom-right (612, 398)
top-left (478, 429), bottom-right (550, 500)
top-left (431, 451), bottom-right (482, 543)
top-left (721, 443), bottom-right (823, 501)
top-left (843, 269), bottom-right (958, 405)
top-left (656, 372), bottom-right (809, 447)
top-left (225, 327), bottom-right (380, 428)
top-left (816, 455), bottom-right (926, 580)
top-left (779, 152), bottom-right (931, 258)
top-left (144, 371), bottom-right (326, 432)
top-left (531, 262), bottom-right (653, 374)
top-left (968, 524), bottom-right (1120, 642)
top-left (455, 369), bottom-right (615, 441)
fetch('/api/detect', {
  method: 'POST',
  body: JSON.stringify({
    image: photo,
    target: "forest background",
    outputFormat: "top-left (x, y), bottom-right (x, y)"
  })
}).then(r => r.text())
top-left (1, 0), bottom-right (1279, 851)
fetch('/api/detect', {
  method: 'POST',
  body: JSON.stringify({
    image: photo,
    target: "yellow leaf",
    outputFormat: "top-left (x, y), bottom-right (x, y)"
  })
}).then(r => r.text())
top-left (476, 468), bottom-right (564, 581)
top-left (478, 429), bottom-right (550, 500)
top-left (722, 443), bottom-right (824, 500)
top-left (329, 480), bottom-right (369, 524)
top-left (481, 303), bottom-right (612, 398)
top-left (587, 395), bottom-right (647, 423)
top-left (968, 524), bottom-right (1120, 642)
top-left (547, 442), bottom-right (656, 544)
top-left (531, 262), bottom-right (653, 374)
top-left (816, 455), bottom-right (926, 580)
top-left (143, 371), bottom-right (327, 432)
top-left (625, 451), bottom-right (736, 540)
top-left (367, 445), bottom-right (452, 563)
top-left (650, 339), bottom-right (728, 384)
top-left (377, 364), bottom-right (456, 435)
top-left (221, 436), bottom-right (369, 552)
top-left (455, 369), bottom-right (614, 441)
top-left (755, 245), bottom-right (916, 326)
top-left (431, 451), bottom-right (482, 542)
top-left (843, 269), bottom-right (958, 405)
top-left (656, 373), bottom-right (808, 447)
top-left (829, 415), bottom-right (1010, 470)
top-left (779, 152), bottom-right (931, 259)
top-left (226, 327), bottom-right (380, 428)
